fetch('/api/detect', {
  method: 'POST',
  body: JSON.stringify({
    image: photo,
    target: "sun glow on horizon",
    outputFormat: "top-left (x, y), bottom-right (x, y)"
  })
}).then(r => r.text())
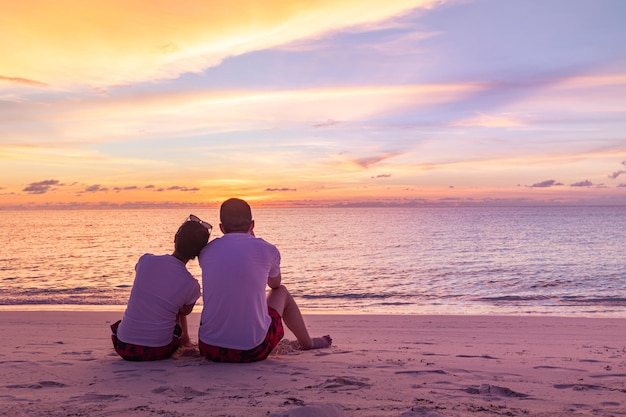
top-left (1, 0), bottom-right (626, 208)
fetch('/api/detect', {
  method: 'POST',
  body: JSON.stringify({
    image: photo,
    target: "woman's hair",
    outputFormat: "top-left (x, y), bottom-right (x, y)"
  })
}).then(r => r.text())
top-left (220, 198), bottom-right (252, 233)
top-left (175, 221), bottom-right (209, 259)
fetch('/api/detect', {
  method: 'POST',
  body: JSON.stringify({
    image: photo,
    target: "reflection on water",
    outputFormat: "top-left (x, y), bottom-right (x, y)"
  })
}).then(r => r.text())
top-left (1, 206), bottom-right (625, 316)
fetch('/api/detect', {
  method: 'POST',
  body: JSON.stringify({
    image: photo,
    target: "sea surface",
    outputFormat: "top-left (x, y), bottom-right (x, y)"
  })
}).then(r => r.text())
top-left (1, 206), bottom-right (625, 317)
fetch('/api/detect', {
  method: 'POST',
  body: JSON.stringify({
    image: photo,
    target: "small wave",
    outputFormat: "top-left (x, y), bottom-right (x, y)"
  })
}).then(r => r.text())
top-left (19, 287), bottom-right (92, 295)
top-left (302, 293), bottom-right (392, 300)
top-left (561, 296), bottom-right (626, 306)
top-left (378, 301), bottom-right (414, 306)
top-left (475, 295), bottom-right (552, 302)
top-left (476, 295), bottom-right (626, 307)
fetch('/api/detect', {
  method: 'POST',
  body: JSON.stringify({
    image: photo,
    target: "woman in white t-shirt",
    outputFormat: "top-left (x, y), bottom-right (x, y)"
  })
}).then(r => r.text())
top-left (111, 215), bottom-right (211, 361)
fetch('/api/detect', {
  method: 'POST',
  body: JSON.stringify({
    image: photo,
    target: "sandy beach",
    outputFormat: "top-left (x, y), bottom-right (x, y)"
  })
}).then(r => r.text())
top-left (1, 311), bottom-right (625, 417)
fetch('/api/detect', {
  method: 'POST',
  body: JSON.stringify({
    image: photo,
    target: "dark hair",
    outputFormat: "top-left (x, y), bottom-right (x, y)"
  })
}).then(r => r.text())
top-left (175, 221), bottom-right (209, 259)
top-left (220, 198), bottom-right (252, 233)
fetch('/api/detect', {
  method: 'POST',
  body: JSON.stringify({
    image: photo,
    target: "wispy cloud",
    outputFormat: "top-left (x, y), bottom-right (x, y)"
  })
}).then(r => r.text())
top-left (335, 151), bottom-right (403, 170)
top-left (0, 75), bottom-right (47, 87)
top-left (313, 119), bottom-right (341, 128)
top-left (2, 82), bottom-right (483, 148)
top-left (1, 0), bottom-right (440, 89)
top-left (453, 112), bottom-right (526, 128)
top-left (570, 180), bottom-right (592, 187)
top-left (365, 30), bottom-right (442, 56)
top-left (265, 187), bottom-right (297, 192)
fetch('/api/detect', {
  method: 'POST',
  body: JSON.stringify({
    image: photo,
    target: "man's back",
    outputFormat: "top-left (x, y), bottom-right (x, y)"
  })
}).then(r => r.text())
top-left (198, 233), bottom-right (280, 350)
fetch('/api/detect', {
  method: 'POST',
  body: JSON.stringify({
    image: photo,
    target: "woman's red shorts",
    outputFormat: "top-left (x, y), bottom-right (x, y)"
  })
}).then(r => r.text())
top-left (110, 320), bottom-right (182, 361)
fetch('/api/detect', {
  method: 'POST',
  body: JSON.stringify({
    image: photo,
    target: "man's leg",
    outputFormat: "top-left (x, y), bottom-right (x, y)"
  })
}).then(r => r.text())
top-left (266, 285), bottom-right (332, 350)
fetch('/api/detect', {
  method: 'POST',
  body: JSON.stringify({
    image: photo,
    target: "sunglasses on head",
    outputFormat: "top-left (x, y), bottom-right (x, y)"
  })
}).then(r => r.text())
top-left (187, 214), bottom-right (213, 235)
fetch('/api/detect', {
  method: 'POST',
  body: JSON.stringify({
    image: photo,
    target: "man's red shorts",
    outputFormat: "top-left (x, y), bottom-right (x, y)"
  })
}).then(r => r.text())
top-left (110, 320), bottom-right (182, 361)
top-left (199, 306), bottom-right (284, 363)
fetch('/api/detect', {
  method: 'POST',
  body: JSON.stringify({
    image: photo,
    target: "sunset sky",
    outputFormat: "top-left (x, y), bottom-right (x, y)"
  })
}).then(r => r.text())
top-left (2, 0), bottom-right (626, 208)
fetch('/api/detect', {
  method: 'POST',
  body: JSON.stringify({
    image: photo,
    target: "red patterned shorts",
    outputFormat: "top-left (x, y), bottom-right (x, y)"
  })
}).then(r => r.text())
top-left (199, 306), bottom-right (284, 363)
top-left (110, 320), bottom-right (182, 361)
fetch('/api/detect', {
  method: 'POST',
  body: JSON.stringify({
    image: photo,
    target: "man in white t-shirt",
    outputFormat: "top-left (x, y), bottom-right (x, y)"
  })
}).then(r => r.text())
top-left (111, 215), bottom-right (211, 361)
top-left (198, 198), bottom-right (332, 363)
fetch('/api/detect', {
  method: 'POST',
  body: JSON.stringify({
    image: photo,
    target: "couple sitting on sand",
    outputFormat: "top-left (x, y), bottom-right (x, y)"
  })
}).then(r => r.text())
top-left (110, 198), bottom-right (332, 363)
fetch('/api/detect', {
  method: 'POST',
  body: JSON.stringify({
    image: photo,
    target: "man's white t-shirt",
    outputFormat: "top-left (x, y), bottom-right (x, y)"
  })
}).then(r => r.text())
top-left (198, 233), bottom-right (281, 350)
top-left (117, 254), bottom-right (201, 347)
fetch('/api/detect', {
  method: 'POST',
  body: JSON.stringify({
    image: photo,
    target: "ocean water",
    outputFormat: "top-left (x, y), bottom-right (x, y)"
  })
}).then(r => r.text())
top-left (1, 206), bottom-right (625, 317)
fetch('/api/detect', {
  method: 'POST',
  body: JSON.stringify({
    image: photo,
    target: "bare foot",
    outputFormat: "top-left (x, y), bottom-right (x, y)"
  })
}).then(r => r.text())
top-left (175, 342), bottom-right (199, 358)
top-left (313, 335), bottom-right (332, 349)
top-left (299, 335), bottom-right (332, 350)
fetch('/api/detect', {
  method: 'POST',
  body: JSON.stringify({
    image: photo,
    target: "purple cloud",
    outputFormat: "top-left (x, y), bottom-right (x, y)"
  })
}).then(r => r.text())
top-left (350, 153), bottom-right (401, 169)
top-left (265, 187), bottom-right (297, 192)
top-left (85, 184), bottom-right (108, 192)
top-left (313, 119), bottom-right (341, 128)
top-left (166, 186), bottom-right (199, 192)
top-left (529, 179), bottom-right (563, 188)
top-left (22, 179), bottom-right (60, 194)
top-left (570, 180), bottom-right (593, 187)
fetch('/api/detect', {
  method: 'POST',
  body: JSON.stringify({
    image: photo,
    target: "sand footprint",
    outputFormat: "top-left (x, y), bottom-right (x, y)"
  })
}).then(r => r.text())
top-left (268, 402), bottom-right (346, 417)
top-left (152, 385), bottom-right (209, 398)
top-left (465, 384), bottom-right (529, 398)
top-left (395, 369), bottom-right (447, 375)
top-left (317, 376), bottom-right (371, 390)
top-left (6, 380), bottom-right (68, 389)
top-left (553, 383), bottom-right (604, 391)
top-left (69, 392), bottom-right (127, 402)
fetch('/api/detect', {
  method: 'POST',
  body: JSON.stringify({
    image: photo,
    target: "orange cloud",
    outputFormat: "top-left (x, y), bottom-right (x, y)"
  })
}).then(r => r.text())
top-left (1, 0), bottom-right (442, 88)
top-left (0, 75), bottom-right (47, 87)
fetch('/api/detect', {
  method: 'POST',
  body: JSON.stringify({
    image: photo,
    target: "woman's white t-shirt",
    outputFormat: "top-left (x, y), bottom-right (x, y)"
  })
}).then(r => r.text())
top-left (117, 254), bottom-right (201, 347)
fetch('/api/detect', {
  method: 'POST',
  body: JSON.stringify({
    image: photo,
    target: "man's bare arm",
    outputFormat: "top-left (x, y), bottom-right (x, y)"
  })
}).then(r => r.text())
top-left (267, 274), bottom-right (282, 289)
top-left (179, 303), bottom-right (195, 316)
